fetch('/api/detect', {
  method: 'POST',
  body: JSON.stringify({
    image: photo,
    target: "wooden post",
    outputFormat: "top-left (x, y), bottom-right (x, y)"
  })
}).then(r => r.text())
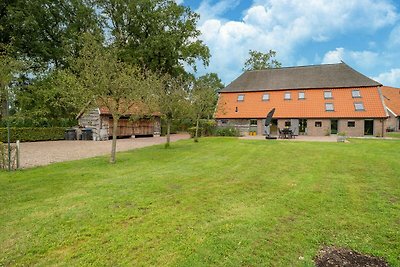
top-left (16, 140), bottom-right (20, 169)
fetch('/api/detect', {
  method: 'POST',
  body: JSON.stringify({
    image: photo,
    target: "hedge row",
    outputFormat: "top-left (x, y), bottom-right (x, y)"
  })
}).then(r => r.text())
top-left (0, 127), bottom-right (67, 142)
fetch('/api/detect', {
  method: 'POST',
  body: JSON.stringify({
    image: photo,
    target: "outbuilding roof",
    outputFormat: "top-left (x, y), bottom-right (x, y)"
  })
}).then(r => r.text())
top-left (382, 86), bottom-right (400, 116)
top-left (220, 62), bottom-right (381, 93)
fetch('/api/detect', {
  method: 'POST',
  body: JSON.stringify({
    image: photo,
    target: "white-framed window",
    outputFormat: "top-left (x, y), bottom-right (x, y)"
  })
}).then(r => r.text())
top-left (354, 102), bottom-right (365, 111)
top-left (324, 91), bottom-right (333, 99)
top-left (262, 93), bottom-right (270, 101)
top-left (325, 103), bottom-right (334, 111)
top-left (237, 94), bottom-right (244, 101)
top-left (250, 119), bottom-right (258, 126)
top-left (352, 90), bottom-right (361, 98)
top-left (348, 121), bottom-right (356, 127)
top-left (315, 121), bottom-right (322, 127)
top-left (298, 92), bottom-right (305, 99)
top-left (284, 92), bottom-right (291, 100)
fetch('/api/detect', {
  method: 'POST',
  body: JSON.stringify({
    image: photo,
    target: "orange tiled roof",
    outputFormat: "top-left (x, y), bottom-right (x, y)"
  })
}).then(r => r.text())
top-left (215, 87), bottom-right (387, 119)
top-left (382, 86), bottom-right (400, 116)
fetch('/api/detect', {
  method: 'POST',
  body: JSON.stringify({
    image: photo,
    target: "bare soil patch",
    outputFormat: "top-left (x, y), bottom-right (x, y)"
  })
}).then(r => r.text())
top-left (315, 246), bottom-right (390, 267)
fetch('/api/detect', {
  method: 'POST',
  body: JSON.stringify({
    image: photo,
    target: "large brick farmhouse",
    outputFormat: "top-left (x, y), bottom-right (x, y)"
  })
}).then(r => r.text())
top-left (215, 62), bottom-right (388, 137)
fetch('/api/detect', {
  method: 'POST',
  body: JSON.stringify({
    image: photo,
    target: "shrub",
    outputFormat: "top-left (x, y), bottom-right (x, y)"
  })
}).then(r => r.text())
top-left (200, 120), bottom-right (217, 136)
top-left (215, 127), bottom-right (240, 137)
top-left (0, 127), bottom-right (66, 142)
top-left (0, 142), bottom-right (18, 170)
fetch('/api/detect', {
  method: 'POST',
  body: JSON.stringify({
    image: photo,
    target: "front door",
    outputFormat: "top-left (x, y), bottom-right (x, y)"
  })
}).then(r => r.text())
top-left (330, 119), bottom-right (338, 134)
top-left (364, 120), bottom-right (374, 135)
top-left (299, 119), bottom-right (307, 134)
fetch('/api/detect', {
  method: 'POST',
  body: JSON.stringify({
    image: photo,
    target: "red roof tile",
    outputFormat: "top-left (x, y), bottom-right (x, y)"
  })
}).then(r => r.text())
top-left (215, 87), bottom-right (386, 119)
top-left (382, 86), bottom-right (400, 116)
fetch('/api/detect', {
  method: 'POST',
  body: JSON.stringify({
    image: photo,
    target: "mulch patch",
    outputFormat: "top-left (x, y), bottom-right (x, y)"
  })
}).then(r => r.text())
top-left (315, 246), bottom-right (390, 267)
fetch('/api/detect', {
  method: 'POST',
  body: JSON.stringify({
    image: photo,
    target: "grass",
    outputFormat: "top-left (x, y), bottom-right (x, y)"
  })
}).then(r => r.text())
top-left (0, 138), bottom-right (399, 266)
top-left (386, 132), bottom-right (400, 138)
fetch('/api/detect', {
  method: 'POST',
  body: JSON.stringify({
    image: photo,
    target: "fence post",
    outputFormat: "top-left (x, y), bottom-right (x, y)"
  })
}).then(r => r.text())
top-left (16, 140), bottom-right (20, 169)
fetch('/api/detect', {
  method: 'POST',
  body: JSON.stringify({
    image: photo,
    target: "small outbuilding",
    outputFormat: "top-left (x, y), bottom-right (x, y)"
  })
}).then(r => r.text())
top-left (76, 106), bottom-right (161, 141)
top-left (382, 86), bottom-right (400, 132)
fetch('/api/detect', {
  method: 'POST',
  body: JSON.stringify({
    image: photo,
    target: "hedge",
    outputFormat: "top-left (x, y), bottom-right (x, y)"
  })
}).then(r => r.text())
top-left (0, 127), bottom-right (67, 142)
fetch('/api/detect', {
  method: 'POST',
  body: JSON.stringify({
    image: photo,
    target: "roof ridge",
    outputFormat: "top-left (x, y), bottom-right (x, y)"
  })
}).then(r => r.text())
top-left (245, 62), bottom-right (345, 73)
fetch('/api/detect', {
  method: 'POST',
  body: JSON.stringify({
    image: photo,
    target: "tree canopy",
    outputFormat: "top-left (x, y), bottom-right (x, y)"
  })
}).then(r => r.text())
top-left (243, 49), bottom-right (282, 71)
top-left (99, 0), bottom-right (210, 76)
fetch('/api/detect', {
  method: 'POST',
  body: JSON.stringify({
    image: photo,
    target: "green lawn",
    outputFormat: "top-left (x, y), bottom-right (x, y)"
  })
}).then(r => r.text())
top-left (1, 138), bottom-right (399, 266)
top-left (387, 132), bottom-right (400, 138)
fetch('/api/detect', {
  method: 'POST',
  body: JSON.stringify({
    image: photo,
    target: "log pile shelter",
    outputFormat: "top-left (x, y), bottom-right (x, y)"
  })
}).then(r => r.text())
top-left (77, 106), bottom-right (161, 141)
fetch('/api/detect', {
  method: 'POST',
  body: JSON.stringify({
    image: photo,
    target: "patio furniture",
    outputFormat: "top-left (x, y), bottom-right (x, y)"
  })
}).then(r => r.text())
top-left (281, 128), bottom-right (293, 139)
top-left (278, 128), bottom-right (284, 139)
top-left (290, 127), bottom-right (297, 139)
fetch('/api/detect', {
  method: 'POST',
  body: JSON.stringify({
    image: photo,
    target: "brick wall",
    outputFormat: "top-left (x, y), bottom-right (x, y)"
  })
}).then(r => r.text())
top-left (306, 119), bottom-right (331, 136)
top-left (373, 119), bottom-right (385, 137)
top-left (386, 112), bottom-right (399, 131)
top-left (337, 119), bottom-right (363, 136)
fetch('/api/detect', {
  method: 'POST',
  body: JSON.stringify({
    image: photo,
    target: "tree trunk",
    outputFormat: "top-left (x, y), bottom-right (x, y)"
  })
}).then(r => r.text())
top-left (194, 115), bottom-right (200, 142)
top-left (110, 116), bottom-right (119, 163)
top-left (165, 120), bottom-right (171, 148)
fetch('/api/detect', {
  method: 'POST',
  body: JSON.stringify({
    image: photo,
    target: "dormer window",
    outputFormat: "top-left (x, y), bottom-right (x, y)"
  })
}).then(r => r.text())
top-left (298, 92), bottom-right (305, 99)
top-left (262, 93), bottom-right (270, 101)
top-left (354, 102), bottom-right (365, 111)
top-left (352, 90), bottom-right (361, 98)
top-left (237, 94), bottom-right (244, 101)
top-left (284, 92), bottom-right (291, 100)
top-left (324, 91), bottom-right (333, 99)
top-left (325, 103), bottom-right (334, 111)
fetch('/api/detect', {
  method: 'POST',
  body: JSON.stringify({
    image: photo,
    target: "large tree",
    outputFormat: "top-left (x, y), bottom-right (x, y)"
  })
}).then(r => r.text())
top-left (156, 75), bottom-right (190, 148)
top-left (190, 73), bottom-right (224, 142)
top-left (1, 0), bottom-right (100, 69)
top-left (243, 49), bottom-right (282, 71)
top-left (98, 0), bottom-right (210, 76)
top-left (62, 35), bottom-right (161, 163)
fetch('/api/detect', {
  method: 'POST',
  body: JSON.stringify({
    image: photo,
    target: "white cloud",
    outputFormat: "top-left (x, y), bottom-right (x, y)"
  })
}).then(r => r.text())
top-left (195, 0), bottom-right (399, 83)
top-left (322, 48), bottom-right (380, 69)
top-left (388, 24), bottom-right (400, 48)
top-left (174, 0), bottom-right (184, 4)
top-left (322, 48), bottom-right (345, 64)
top-left (373, 69), bottom-right (400, 87)
top-left (196, 0), bottom-right (240, 23)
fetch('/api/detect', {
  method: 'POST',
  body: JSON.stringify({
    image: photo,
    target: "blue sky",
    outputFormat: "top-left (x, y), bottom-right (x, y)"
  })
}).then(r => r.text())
top-left (176, 0), bottom-right (400, 87)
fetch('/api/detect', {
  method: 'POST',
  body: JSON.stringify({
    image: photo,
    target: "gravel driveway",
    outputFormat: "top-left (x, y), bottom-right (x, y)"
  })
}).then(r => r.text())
top-left (19, 134), bottom-right (190, 168)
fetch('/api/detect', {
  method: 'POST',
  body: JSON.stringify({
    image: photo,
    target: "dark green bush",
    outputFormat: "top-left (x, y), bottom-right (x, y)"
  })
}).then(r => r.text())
top-left (215, 127), bottom-right (240, 137)
top-left (0, 127), bottom-right (66, 142)
top-left (188, 120), bottom-right (218, 138)
top-left (0, 117), bottom-right (77, 128)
